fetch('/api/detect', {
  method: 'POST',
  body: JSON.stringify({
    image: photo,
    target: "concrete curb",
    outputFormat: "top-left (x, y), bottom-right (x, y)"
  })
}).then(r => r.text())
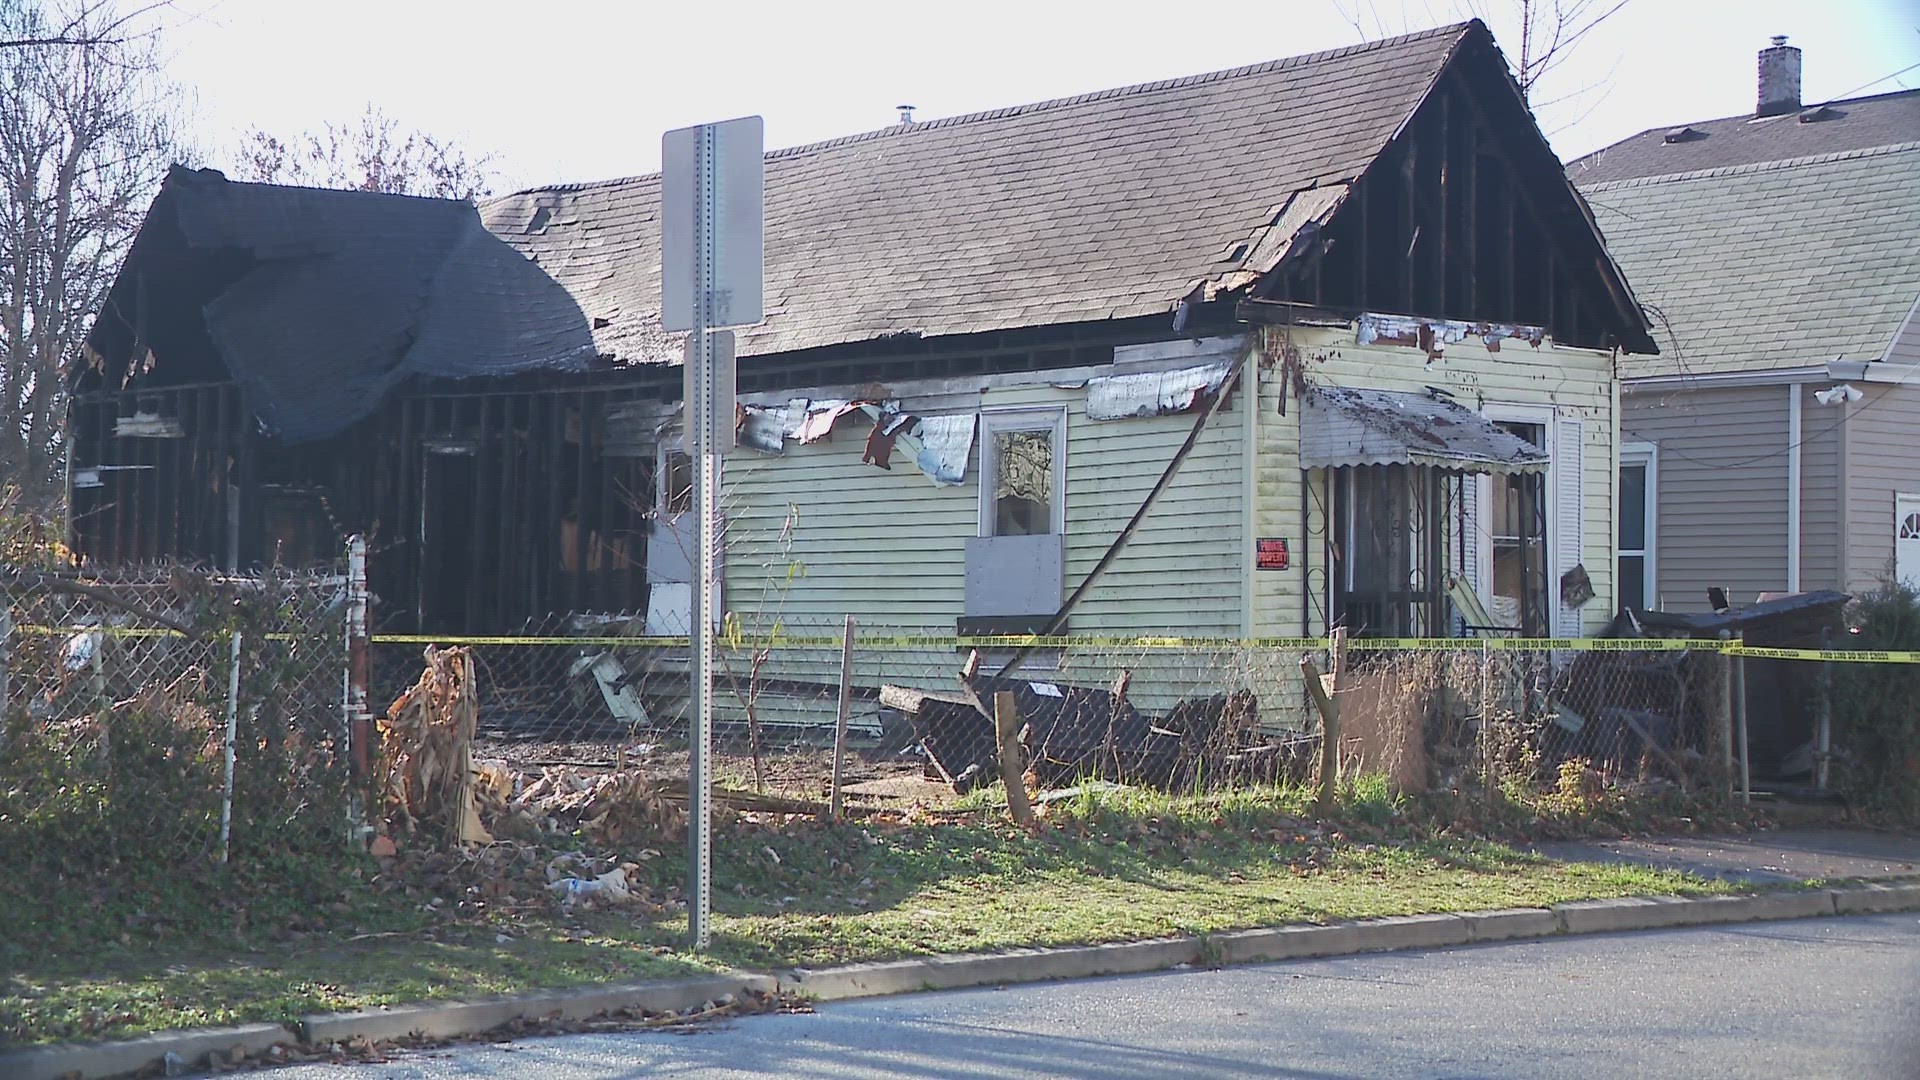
top-left (297, 971), bottom-right (776, 1045)
top-left (782, 936), bottom-right (1204, 1002)
top-left (0, 1022), bottom-right (296, 1080)
top-left (9, 881), bottom-right (1914, 1079)
top-left (1832, 880), bottom-right (1920, 914)
top-left (0, 971), bottom-right (771, 1080)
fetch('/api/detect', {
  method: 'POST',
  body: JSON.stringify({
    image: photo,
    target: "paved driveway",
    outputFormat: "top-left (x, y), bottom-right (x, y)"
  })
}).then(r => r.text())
top-left (1532, 828), bottom-right (1920, 884)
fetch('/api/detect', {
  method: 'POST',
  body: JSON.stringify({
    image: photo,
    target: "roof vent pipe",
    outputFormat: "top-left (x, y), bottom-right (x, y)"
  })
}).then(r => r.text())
top-left (896, 104), bottom-right (916, 125)
top-left (1757, 35), bottom-right (1802, 118)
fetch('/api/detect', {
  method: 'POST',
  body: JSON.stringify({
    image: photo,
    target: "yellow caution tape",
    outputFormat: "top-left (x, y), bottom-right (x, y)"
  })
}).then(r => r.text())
top-left (1724, 645), bottom-right (1920, 664)
top-left (363, 632), bottom-right (1725, 653)
top-left (12, 625), bottom-right (1917, 662)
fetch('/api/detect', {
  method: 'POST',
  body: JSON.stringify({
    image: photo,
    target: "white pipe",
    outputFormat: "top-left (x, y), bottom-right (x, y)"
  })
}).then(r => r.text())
top-left (1787, 384), bottom-right (1802, 593)
top-left (220, 630), bottom-right (242, 864)
top-left (1241, 348), bottom-right (1258, 638)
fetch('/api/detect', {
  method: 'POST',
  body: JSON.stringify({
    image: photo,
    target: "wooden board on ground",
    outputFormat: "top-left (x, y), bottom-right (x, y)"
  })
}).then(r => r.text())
top-left (840, 775), bottom-right (958, 805)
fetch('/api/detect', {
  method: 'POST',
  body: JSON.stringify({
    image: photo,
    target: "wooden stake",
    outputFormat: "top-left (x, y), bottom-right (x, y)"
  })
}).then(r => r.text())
top-left (1306, 627), bottom-right (1348, 815)
top-left (828, 615), bottom-right (856, 822)
top-left (995, 691), bottom-right (1036, 828)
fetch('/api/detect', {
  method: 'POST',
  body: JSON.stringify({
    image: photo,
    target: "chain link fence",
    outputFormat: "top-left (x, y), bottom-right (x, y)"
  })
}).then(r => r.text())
top-left (5, 541), bottom-right (1899, 890)
top-left (0, 563), bottom-right (352, 877)
top-left (367, 611), bottom-right (1740, 818)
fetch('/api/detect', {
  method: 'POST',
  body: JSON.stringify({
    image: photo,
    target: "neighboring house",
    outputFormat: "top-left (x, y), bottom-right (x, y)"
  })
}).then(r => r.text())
top-left (1570, 37), bottom-right (1920, 609)
top-left (73, 18), bottom-right (1651, 674)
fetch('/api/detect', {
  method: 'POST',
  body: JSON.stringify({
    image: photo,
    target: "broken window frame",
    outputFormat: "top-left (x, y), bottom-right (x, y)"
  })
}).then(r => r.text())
top-left (657, 439), bottom-right (694, 519)
top-left (977, 407), bottom-right (1067, 539)
top-left (1480, 406), bottom-right (1553, 637)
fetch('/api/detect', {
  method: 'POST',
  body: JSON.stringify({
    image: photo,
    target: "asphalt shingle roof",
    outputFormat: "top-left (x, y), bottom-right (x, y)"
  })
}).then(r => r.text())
top-left (479, 22), bottom-right (1477, 364)
top-left (1566, 88), bottom-right (1920, 186)
top-left (1579, 143), bottom-right (1920, 379)
top-left (90, 166), bottom-right (596, 443)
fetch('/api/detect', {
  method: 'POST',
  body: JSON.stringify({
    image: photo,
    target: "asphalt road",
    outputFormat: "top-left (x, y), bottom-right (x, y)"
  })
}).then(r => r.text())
top-left (260, 913), bottom-right (1920, 1080)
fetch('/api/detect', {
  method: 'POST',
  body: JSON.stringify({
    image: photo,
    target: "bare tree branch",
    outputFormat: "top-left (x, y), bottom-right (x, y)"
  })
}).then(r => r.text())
top-left (1, 0), bottom-right (185, 508)
top-left (230, 106), bottom-right (497, 200)
top-left (0, 0), bottom-right (173, 50)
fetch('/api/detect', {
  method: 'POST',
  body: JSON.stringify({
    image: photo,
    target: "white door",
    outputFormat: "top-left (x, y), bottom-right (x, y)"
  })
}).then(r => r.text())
top-left (1898, 494), bottom-right (1920, 589)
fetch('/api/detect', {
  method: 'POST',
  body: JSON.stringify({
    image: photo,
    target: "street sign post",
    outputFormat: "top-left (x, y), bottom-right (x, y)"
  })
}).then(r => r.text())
top-left (661, 115), bottom-right (763, 950)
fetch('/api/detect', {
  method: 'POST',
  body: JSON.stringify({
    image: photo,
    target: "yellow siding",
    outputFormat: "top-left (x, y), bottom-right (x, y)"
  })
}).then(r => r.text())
top-left (1249, 324), bottom-right (1618, 638)
top-left (712, 366), bottom-right (1248, 727)
top-left (720, 378), bottom-right (1244, 634)
top-left (677, 324), bottom-right (1617, 735)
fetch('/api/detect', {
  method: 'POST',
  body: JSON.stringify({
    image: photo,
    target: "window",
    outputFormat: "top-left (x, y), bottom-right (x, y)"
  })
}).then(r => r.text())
top-left (979, 410), bottom-right (1066, 537)
top-left (659, 447), bottom-right (693, 517)
top-left (1489, 420), bottom-right (1550, 636)
top-left (1618, 444), bottom-right (1657, 613)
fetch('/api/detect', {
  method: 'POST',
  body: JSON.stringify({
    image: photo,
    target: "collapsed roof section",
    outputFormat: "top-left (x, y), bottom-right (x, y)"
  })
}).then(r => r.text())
top-left (82, 166), bottom-right (596, 444)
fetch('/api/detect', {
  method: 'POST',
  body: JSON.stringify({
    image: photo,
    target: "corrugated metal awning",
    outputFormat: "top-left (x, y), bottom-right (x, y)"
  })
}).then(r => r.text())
top-left (1300, 386), bottom-right (1549, 474)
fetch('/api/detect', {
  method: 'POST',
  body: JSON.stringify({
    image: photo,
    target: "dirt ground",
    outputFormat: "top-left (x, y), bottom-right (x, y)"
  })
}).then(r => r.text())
top-left (473, 738), bottom-right (944, 807)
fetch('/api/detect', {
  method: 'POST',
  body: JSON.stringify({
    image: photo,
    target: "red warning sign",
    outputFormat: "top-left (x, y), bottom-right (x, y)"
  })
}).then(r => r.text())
top-left (1256, 538), bottom-right (1290, 571)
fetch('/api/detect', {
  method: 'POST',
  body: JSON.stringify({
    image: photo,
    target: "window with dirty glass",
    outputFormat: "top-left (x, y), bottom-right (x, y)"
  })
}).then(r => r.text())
top-left (979, 411), bottom-right (1065, 537)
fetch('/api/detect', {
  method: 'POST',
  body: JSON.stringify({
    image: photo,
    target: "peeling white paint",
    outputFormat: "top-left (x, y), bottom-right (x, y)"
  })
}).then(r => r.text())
top-left (1355, 312), bottom-right (1547, 357)
top-left (1086, 361), bottom-right (1234, 420)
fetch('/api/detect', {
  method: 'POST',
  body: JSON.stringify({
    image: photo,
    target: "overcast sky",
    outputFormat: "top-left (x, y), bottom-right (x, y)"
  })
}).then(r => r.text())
top-left (161, 0), bottom-right (1920, 194)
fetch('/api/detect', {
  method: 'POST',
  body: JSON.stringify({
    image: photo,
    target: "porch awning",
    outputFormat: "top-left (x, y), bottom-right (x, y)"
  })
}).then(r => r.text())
top-left (1300, 386), bottom-right (1549, 475)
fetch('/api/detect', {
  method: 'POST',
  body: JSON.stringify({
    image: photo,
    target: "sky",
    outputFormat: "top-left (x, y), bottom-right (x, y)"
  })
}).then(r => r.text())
top-left (157, 0), bottom-right (1920, 194)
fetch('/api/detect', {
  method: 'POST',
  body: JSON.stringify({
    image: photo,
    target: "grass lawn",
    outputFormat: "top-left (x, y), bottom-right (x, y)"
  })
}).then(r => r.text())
top-left (1, 782), bottom-right (1745, 1047)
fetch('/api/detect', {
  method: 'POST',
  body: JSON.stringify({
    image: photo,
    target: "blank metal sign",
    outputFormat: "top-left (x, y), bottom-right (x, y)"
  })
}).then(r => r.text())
top-left (660, 115), bottom-right (764, 331)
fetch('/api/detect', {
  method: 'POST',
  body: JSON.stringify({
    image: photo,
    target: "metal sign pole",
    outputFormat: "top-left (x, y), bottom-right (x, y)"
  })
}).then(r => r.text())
top-left (688, 123), bottom-right (718, 951)
top-left (661, 114), bottom-right (761, 952)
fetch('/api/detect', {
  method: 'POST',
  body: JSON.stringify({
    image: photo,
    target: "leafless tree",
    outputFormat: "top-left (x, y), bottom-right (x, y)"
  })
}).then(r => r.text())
top-left (1339, 0), bottom-right (1631, 127)
top-left (0, 0), bottom-right (183, 508)
top-left (232, 106), bottom-right (496, 200)
top-left (0, 0), bottom-right (170, 49)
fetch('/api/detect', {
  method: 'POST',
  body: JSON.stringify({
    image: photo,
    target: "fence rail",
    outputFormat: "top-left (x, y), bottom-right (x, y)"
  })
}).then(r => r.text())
top-left (0, 564), bottom-right (352, 875)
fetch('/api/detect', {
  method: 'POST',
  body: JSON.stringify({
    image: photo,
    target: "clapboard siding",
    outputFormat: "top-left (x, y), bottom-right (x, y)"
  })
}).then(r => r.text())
top-left (1797, 384), bottom-right (1844, 593)
top-left (1844, 378), bottom-right (1920, 590)
top-left (1884, 304), bottom-right (1920, 366)
top-left (1622, 384), bottom-right (1789, 609)
top-left (713, 358), bottom-right (1247, 724)
top-left (1251, 325), bottom-right (1618, 636)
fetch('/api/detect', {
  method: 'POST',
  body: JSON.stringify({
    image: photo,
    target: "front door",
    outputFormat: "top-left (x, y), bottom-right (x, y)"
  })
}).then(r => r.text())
top-left (1898, 493), bottom-right (1920, 589)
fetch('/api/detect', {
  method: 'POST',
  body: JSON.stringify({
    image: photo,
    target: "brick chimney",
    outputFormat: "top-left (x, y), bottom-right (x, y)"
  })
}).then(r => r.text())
top-left (1757, 35), bottom-right (1802, 118)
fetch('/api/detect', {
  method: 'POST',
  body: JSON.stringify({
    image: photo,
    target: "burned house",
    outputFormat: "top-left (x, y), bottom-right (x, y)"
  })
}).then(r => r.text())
top-left (72, 20), bottom-right (1653, 669)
